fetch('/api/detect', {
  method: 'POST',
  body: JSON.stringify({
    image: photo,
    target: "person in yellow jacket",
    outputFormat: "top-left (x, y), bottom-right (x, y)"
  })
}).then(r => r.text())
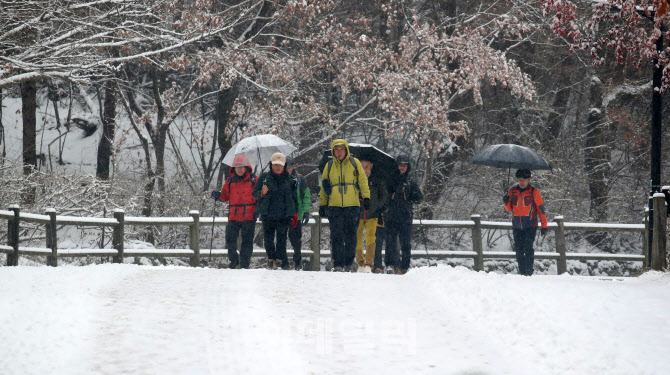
top-left (319, 140), bottom-right (370, 271)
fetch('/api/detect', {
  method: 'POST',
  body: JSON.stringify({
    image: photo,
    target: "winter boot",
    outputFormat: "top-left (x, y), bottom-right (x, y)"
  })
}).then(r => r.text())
top-left (373, 267), bottom-right (383, 274)
top-left (385, 265), bottom-right (395, 274)
top-left (395, 268), bottom-right (407, 275)
top-left (333, 266), bottom-right (344, 272)
top-left (362, 265), bottom-right (372, 273)
top-left (267, 259), bottom-right (275, 270)
top-left (274, 259), bottom-right (282, 270)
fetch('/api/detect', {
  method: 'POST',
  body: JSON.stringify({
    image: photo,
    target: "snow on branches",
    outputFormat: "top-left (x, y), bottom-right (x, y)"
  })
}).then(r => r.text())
top-left (541, 0), bottom-right (670, 91)
top-left (187, 0), bottom-right (536, 153)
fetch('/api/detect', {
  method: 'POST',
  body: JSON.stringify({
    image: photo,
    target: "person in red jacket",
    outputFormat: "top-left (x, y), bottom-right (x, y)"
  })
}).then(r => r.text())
top-left (503, 168), bottom-right (548, 276)
top-left (211, 155), bottom-right (258, 269)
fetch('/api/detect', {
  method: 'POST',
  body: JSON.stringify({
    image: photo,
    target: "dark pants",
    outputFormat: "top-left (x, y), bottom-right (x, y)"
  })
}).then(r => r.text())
top-left (263, 218), bottom-right (290, 262)
top-left (386, 221), bottom-right (412, 270)
top-left (373, 225), bottom-right (386, 270)
top-left (513, 227), bottom-right (537, 276)
top-left (329, 206), bottom-right (360, 268)
top-left (225, 220), bottom-right (256, 268)
top-left (288, 223), bottom-right (303, 266)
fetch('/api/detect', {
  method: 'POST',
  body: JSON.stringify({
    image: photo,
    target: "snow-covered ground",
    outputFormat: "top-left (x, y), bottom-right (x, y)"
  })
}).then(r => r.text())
top-left (1, 264), bottom-right (668, 375)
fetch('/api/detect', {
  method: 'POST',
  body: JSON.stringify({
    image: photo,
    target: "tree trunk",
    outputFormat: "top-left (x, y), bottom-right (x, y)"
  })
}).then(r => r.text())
top-left (214, 83), bottom-right (238, 187)
top-left (421, 135), bottom-right (466, 219)
top-left (0, 87), bottom-right (4, 160)
top-left (154, 129), bottom-right (167, 215)
top-left (585, 75), bottom-right (610, 246)
top-left (96, 79), bottom-right (117, 180)
top-left (151, 68), bottom-right (168, 217)
top-left (21, 79), bottom-right (37, 204)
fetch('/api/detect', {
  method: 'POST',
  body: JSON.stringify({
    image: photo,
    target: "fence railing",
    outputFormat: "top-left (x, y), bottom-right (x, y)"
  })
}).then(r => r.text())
top-left (1, 194), bottom-right (667, 273)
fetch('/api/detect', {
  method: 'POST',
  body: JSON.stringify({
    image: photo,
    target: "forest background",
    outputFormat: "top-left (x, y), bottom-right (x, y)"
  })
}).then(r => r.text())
top-left (1, 0), bottom-right (668, 270)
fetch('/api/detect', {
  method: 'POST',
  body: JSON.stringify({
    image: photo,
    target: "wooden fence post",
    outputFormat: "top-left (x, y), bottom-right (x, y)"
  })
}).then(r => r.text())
top-left (189, 210), bottom-right (200, 267)
top-left (113, 209), bottom-right (125, 263)
top-left (651, 193), bottom-right (667, 270)
top-left (471, 215), bottom-right (483, 271)
top-left (554, 216), bottom-right (567, 274)
top-left (643, 208), bottom-right (650, 270)
top-left (7, 204), bottom-right (20, 266)
top-left (310, 213), bottom-right (321, 271)
top-left (46, 208), bottom-right (58, 267)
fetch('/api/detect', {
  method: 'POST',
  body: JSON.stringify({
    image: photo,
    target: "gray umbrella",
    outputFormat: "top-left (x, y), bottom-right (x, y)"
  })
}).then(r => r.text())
top-left (470, 144), bottom-right (552, 171)
top-left (471, 144), bottom-right (552, 192)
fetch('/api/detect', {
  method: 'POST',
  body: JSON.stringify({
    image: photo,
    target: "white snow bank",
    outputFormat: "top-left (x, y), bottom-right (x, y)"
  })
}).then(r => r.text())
top-left (0, 265), bottom-right (668, 375)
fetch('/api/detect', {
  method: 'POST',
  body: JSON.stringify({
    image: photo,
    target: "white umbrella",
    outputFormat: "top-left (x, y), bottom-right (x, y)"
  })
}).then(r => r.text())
top-left (223, 134), bottom-right (297, 174)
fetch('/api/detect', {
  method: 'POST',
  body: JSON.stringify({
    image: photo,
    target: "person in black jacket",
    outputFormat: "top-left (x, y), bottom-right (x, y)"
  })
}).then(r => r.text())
top-left (385, 154), bottom-right (423, 274)
top-left (252, 153), bottom-right (299, 270)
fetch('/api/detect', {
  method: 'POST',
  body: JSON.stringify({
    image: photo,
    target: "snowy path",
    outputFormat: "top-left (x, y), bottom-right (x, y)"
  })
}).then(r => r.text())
top-left (1, 265), bottom-right (668, 375)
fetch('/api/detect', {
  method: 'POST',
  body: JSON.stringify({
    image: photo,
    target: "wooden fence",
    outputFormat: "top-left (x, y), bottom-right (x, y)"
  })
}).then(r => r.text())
top-left (1, 194), bottom-right (667, 273)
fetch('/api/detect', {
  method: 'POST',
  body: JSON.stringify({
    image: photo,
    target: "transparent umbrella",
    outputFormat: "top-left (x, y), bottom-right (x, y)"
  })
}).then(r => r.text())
top-left (223, 134), bottom-right (297, 174)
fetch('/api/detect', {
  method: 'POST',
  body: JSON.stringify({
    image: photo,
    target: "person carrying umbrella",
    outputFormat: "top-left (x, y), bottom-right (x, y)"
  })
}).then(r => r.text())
top-left (319, 139), bottom-right (370, 272)
top-left (285, 156), bottom-right (311, 270)
top-left (355, 158), bottom-right (388, 273)
top-left (210, 155), bottom-right (258, 269)
top-left (385, 154), bottom-right (423, 275)
top-left (503, 168), bottom-right (548, 276)
top-left (253, 152), bottom-right (299, 270)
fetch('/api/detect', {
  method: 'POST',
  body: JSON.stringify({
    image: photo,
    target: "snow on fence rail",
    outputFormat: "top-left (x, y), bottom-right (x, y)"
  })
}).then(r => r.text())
top-left (0, 195), bottom-right (667, 273)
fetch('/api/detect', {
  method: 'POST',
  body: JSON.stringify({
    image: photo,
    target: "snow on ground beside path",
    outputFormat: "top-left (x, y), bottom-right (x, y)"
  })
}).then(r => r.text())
top-left (0, 265), bottom-right (668, 375)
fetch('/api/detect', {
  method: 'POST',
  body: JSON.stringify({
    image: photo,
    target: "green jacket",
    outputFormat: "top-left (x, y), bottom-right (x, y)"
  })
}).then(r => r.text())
top-left (253, 170), bottom-right (298, 218)
top-left (319, 139), bottom-right (370, 208)
top-left (293, 171), bottom-right (311, 220)
top-left (359, 172), bottom-right (388, 220)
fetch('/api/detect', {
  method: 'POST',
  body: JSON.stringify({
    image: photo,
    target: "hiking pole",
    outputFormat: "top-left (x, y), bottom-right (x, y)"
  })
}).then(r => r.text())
top-left (416, 204), bottom-right (433, 266)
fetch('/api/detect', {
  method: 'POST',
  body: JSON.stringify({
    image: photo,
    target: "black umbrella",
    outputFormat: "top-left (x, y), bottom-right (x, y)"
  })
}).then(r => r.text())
top-left (471, 144), bottom-right (552, 191)
top-left (471, 144), bottom-right (552, 171)
top-left (318, 143), bottom-right (396, 180)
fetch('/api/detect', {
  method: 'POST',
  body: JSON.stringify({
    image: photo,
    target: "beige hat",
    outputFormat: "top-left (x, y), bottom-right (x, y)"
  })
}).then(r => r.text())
top-left (271, 152), bottom-right (286, 166)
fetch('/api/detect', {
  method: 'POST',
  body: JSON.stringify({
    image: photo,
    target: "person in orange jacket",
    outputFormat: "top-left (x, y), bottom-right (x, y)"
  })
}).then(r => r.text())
top-left (503, 168), bottom-right (548, 276)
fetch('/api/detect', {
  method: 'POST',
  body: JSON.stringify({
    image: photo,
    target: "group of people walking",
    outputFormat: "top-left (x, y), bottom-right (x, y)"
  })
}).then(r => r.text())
top-left (213, 138), bottom-right (549, 276)
top-left (212, 138), bottom-right (424, 274)
top-left (211, 152), bottom-right (310, 270)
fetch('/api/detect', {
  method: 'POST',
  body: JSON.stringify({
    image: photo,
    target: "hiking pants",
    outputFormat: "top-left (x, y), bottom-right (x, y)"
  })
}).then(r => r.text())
top-left (356, 218), bottom-right (378, 266)
top-left (386, 221), bottom-right (412, 270)
top-left (373, 225), bottom-right (386, 270)
top-left (329, 206), bottom-right (360, 268)
top-left (225, 220), bottom-right (256, 268)
top-left (288, 222), bottom-right (303, 266)
top-left (513, 227), bottom-right (537, 276)
top-left (263, 218), bottom-right (290, 263)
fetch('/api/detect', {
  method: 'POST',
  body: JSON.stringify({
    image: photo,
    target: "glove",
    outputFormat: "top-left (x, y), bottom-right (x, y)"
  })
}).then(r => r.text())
top-left (362, 198), bottom-right (370, 210)
top-left (211, 191), bottom-right (220, 200)
top-left (302, 215), bottom-right (310, 226)
top-left (291, 213), bottom-right (299, 228)
top-left (503, 193), bottom-right (509, 204)
top-left (541, 228), bottom-right (547, 237)
top-left (319, 206), bottom-right (328, 218)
